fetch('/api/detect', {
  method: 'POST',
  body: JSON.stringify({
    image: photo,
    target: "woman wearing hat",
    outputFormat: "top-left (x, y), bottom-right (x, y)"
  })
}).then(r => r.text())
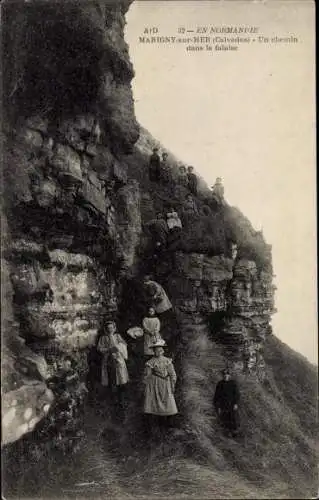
top-left (143, 339), bottom-right (178, 428)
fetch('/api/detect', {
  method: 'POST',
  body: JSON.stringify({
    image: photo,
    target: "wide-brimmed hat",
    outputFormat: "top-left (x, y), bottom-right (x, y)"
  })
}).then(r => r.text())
top-left (150, 339), bottom-right (166, 349)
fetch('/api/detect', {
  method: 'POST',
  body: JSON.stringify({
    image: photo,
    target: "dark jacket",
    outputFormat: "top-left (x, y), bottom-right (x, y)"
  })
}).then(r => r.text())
top-left (187, 173), bottom-right (198, 194)
top-left (213, 379), bottom-right (240, 410)
top-left (145, 218), bottom-right (169, 245)
top-left (149, 153), bottom-right (161, 180)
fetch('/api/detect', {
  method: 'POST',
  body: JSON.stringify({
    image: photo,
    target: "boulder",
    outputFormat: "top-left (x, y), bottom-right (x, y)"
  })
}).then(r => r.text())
top-left (2, 383), bottom-right (54, 446)
top-left (8, 338), bottom-right (50, 381)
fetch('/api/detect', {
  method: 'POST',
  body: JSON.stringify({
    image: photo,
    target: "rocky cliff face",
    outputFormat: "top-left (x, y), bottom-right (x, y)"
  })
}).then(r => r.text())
top-left (2, 0), bottom-right (275, 450)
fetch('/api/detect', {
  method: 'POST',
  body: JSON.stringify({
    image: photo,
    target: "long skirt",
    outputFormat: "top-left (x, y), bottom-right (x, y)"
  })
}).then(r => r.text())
top-left (144, 375), bottom-right (177, 416)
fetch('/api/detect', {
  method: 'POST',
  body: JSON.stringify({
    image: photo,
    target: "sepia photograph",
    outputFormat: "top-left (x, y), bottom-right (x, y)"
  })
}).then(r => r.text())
top-left (1, 1), bottom-right (317, 499)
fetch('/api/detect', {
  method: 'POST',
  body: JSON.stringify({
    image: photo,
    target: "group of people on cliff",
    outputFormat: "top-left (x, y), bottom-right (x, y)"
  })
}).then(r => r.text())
top-left (149, 147), bottom-right (225, 206)
top-left (94, 274), bottom-right (241, 438)
top-left (95, 275), bottom-right (178, 429)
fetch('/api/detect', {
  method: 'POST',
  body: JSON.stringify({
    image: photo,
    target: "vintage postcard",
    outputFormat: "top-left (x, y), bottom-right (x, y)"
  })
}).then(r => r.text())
top-left (1, 1), bottom-right (317, 499)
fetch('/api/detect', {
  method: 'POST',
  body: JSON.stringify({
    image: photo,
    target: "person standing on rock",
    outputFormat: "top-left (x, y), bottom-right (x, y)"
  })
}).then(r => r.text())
top-left (160, 152), bottom-right (171, 184)
top-left (97, 320), bottom-right (129, 421)
top-left (187, 166), bottom-right (198, 196)
top-left (182, 193), bottom-right (199, 216)
top-left (211, 177), bottom-right (225, 204)
top-left (143, 339), bottom-right (178, 436)
top-left (142, 306), bottom-right (163, 359)
top-left (178, 165), bottom-right (189, 187)
top-left (149, 147), bottom-right (161, 182)
top-left (214, 369), bottom-right (240, 437)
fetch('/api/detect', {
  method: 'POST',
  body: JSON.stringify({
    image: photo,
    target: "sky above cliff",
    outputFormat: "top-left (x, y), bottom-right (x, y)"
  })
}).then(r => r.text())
top-left (125, 0), bottom-right (317, 364)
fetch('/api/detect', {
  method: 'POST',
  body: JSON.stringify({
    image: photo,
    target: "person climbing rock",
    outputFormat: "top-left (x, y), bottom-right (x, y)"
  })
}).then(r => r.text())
top-left (142, 275), bottom-right (172, 315)
top-left (211, 177), bottom-right (225, 204)
top-left (142, 306), bottom-right (163, 358)
top-left (187, 166), bottom-right (198, 196)
top-left (160, 152), bottom-right (171, 184)
top-left (143, 339), bottom-right (178, 437)
top-left (97, 320), bottom-right (129, 421)
top-left (175, 165), bottom-right (189, 198)
top-left (149, 147), bottom-right (161, 182)
top-left (213, 369), bottom-right (241, 437)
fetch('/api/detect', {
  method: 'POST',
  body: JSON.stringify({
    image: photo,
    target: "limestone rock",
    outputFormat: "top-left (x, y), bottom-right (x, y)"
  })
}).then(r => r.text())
top-left (113, 158), bottom-right (128, 185)
top-left (203, 256), bottom-right (233, 282)
top-left (24, 116), bottom-right (48, 134)
top-left (174, 252), bottom-right (204, 280)
top-left (80, 170), bottom-right (107, 215)
top-left (2, 383), bottom-right (54, 446)
top-left (50, 144), bottom-right (82, 184)
top-left (115, 180), bottom-right (141, 270)
top-left (91, 145), bottom-right (114, 178)
top-left (48, 250), bottom-right (94, 270)
top-left (32, 176), bottom-right (58, 209)
top-left (234, 259), bottom-right (258, 280)
top-left (16, 127), bottom-right (43, 150)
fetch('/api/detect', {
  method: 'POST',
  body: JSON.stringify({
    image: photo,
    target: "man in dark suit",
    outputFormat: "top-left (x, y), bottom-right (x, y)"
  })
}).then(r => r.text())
top-left (149, 147), bottom-right (161, 181)
top-left (214, 368), bottom-right (241, 436)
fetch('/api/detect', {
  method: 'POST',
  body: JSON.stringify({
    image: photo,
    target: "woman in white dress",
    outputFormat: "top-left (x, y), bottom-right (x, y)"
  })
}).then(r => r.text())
top-left (142, 306), bottom-right (162, 358)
